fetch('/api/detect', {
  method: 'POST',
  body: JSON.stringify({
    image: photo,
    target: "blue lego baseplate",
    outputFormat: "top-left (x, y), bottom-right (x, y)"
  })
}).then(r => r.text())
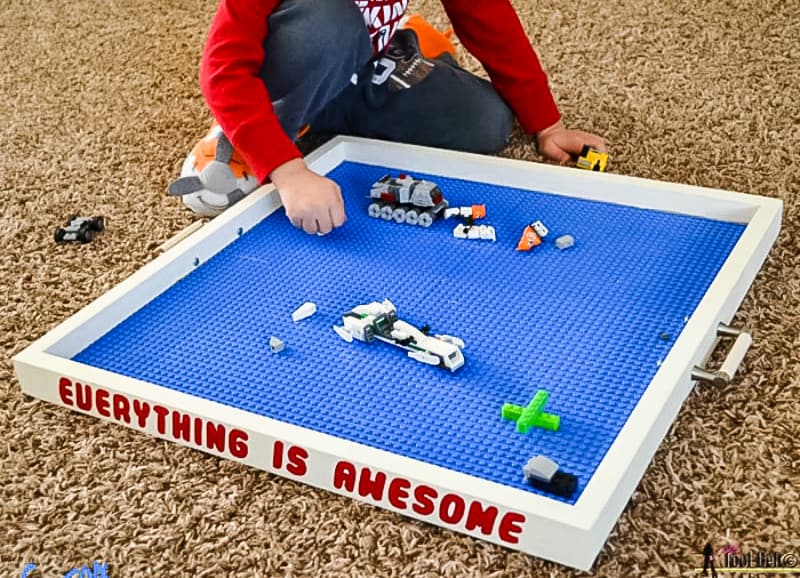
top-left (74, 161), bottom-right (745, 504)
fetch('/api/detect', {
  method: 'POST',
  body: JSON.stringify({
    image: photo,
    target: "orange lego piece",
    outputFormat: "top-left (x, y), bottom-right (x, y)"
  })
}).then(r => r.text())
top-left (470, 204), bottom-right (487, 220)
top-left (516, 225), bottom-right (543, 251)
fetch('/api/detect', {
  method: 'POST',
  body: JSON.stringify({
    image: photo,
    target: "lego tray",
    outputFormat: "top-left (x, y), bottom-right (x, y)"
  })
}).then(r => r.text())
top-left (13, 137), bottom-right (781, 570)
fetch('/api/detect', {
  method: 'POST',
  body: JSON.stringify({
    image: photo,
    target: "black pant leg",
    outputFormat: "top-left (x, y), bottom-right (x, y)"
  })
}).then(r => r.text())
top-left (311, 29), bottom-right (514, 154)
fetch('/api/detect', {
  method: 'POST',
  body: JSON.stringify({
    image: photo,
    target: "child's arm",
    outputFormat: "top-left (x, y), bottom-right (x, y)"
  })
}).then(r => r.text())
top-left (440, 0), bottom-right (606, 161)
top-left (200, 0), bottom-right (346, 234)
top-left (200, 0), bottom-right (299, 184)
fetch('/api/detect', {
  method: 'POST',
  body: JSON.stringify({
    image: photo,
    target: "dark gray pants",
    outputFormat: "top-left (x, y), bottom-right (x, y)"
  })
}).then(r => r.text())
top-left (260, 0), bottom-right (514, 154)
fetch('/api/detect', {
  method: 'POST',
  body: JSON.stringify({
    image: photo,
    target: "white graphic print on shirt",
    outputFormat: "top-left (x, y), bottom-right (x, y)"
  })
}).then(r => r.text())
top-left (354, 0), bottom-right (409, 52)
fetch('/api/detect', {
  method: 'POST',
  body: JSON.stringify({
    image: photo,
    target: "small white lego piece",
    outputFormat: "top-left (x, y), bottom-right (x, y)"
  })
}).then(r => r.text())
top-left (532, 220), bottom-right (549, 238)
top-left (555, 235), bottom-right (575, 250)
top-left (523, 455), bottom-right (559, 483)
top-left (477, 225), bottom-right (496, 241)
top-left (444, 207), bottom-right (463, 219)
top-left (452, 224), bottom-right (496, 242)
top-left (444, 204), bottom-right (487, 220)
top-left (291, 302), bottom-right (317, 322)
top-left (269, 336), bottom-right (285, 354)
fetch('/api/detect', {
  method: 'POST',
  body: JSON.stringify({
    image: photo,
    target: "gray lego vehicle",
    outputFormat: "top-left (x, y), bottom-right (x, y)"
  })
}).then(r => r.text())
top-left (55, 215), bottom-right (105, 244)
top-left (367, 174), bottom-right (449, 227)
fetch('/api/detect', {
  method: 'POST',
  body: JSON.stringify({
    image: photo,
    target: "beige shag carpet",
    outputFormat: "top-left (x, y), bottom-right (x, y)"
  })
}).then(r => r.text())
top-left (1, 0), bottom-right (798, 576)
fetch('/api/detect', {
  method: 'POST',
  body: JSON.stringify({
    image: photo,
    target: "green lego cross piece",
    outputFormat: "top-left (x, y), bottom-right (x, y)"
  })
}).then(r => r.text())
top-left (501, 389), bottom-right (560, 433)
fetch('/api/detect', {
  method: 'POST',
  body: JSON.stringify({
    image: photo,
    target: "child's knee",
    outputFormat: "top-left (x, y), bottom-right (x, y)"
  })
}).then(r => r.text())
top-left (455, 92), bottom-right (514, 154)
top-left (477, 101), bottom-right (514, 153)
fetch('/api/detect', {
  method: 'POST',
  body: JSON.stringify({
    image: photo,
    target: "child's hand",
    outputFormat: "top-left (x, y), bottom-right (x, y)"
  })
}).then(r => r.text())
top-left (270, 158), bottom-right (346, 235)
top-left (535, 121), bottom-right (606, 164)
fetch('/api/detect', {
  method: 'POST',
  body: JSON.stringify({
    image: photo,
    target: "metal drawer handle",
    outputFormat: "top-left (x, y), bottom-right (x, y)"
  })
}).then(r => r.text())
top-left (691, 323), bottom-right (753, 386)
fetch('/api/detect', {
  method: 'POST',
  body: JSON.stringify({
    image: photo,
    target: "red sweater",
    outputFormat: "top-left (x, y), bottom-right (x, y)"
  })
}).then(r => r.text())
top-left (200, 0), bottom-right (561, 183)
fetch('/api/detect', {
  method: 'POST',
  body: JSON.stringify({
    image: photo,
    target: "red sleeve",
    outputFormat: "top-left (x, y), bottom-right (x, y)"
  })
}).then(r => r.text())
top-left (200, 0), bottom-right (302, 183)
top-left (439, 0), bottom-right (561, 135)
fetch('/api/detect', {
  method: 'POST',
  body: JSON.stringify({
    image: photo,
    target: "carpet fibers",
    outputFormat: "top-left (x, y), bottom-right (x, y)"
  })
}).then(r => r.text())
top-left (1, 0), bottom-right (798, 576)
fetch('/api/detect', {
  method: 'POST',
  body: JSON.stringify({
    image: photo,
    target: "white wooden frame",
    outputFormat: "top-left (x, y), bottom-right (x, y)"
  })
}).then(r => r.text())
top-left (13, 137), bottom-right (782, 570)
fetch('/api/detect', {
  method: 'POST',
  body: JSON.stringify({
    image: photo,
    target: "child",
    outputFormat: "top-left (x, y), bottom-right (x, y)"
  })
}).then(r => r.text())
top-left (170, 0), bottom-right (606, 235)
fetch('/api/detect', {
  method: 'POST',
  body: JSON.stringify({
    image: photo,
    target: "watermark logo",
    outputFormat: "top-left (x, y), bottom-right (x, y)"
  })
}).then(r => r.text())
top-left (20, 561), bottom-right (108, 578)
top-left (695, 542), bottom-right (798, 575)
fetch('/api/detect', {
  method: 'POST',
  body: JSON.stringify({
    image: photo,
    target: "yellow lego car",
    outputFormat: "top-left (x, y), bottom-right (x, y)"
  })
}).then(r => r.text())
top-left (576, 145), bottom-right (609, 172)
